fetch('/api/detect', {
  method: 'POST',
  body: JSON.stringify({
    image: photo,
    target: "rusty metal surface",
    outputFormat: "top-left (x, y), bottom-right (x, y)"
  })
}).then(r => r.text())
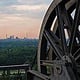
top-left (27, 0), bottom-right (80, 80)
top-left (27, 70), bottom-right (49, 80)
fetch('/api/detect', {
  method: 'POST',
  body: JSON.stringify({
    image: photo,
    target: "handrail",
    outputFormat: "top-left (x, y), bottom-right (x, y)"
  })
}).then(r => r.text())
top-left (0, 64), bottom-right (30, 70)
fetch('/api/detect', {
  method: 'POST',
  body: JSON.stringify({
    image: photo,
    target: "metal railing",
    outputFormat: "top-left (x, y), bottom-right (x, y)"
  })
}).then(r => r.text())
top-left (0, 64), bottom-right (30, 80)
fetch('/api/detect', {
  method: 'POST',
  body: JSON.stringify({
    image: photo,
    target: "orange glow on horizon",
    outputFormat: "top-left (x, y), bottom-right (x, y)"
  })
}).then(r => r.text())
top-left (0, 28), bottom-right (40, 39)
top-left (0, 0), bottom-right (51, 39)
top-left (0, 15), bottom-right (41, 39)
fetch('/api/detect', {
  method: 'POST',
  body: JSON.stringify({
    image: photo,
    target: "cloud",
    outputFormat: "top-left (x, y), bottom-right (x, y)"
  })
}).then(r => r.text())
top-left (11, 4), bottom-right (47, 11)
top-left (0, 14), bottom-right (41, 38)
top-left (0, 0), bottom-right (52, 6)
top-left (0, 0), bottom-right (18, 6)
top-left (0, 4), bottom-right (48, 19)
top-left (17, 0), bottom-right (52, 5)
top-left (0, 0), bottom-right (51, 19)
top-left (0, 0), bottom-right (52, 38)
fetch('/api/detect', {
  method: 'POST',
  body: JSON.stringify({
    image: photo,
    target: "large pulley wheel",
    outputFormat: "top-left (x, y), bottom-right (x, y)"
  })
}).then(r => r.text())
top-left (38, 0), bottom-right (80, 80)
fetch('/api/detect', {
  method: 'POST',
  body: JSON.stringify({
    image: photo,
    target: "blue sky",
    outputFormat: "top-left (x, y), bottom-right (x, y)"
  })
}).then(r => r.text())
top-left (0, 0), bottom-right (52, 18)
top-left (0, 0), bottom-right (52, 39)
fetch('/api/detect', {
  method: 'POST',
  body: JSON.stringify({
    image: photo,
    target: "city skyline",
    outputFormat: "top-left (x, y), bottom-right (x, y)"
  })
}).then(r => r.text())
top-left (1, 33), bottom-right (35, 39)
top-left (0, 0), bottom-right (52, 39)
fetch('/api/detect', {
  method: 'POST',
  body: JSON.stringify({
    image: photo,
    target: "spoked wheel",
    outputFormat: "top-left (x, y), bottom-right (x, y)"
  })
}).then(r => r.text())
top-left (38, 0), bottom-right (80, 80)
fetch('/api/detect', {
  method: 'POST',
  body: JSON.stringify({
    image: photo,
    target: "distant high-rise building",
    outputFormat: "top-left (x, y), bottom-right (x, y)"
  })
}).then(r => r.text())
top-left (9, 35), bottom-right (14, 39)
top-left (16, 37), bottom-right (19, 39)
top-left (26, 32), bottom-right (28, 39)
top-left (6, 34), bottom-right (7, 39)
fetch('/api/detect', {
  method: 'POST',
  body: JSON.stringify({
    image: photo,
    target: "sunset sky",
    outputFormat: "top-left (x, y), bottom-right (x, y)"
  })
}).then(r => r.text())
top-left (0, 0), bottom-right (52, 39)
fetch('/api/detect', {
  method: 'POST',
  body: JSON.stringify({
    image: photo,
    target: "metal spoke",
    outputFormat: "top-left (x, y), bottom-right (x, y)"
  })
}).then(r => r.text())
top-left (73, 48), bottom-right (80, 57)
top-left (69, 0), bottom-right (80, 54)
top-left (46, 47), bottom-right (51, 60)
top-left (67, 13), bottom-right (80, 44)
top-left (44, 30), bottom-right (60, 44)
top-left (56, 4), bottom-right (68, 55)
top-left (44, 30), bottom-right (63, 59)
top-left (61, 8), bottom-right (72, 37)
top-left (77, 31), bottom-right (80, 43)
top-left (40, 60), bottom-right (54, 66)
top-left (73, 48), bottom-right (80, 56)
top-left (75, 53), bottom-right (80, 61)
top-left (76, 65), bottom-right (80, 73)
top-left (61, 5), bottom-right (72, 30)
top-left (49, 31), bottom-right (60, 44)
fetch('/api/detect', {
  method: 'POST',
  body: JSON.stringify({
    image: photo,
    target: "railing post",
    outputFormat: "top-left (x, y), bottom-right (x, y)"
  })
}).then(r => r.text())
top-left (7, 70), bottom-right (10, 80)
top-left (2, 70), bottom-right (6, 80)
top-left (25, 68), bottom-right (28, 80)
